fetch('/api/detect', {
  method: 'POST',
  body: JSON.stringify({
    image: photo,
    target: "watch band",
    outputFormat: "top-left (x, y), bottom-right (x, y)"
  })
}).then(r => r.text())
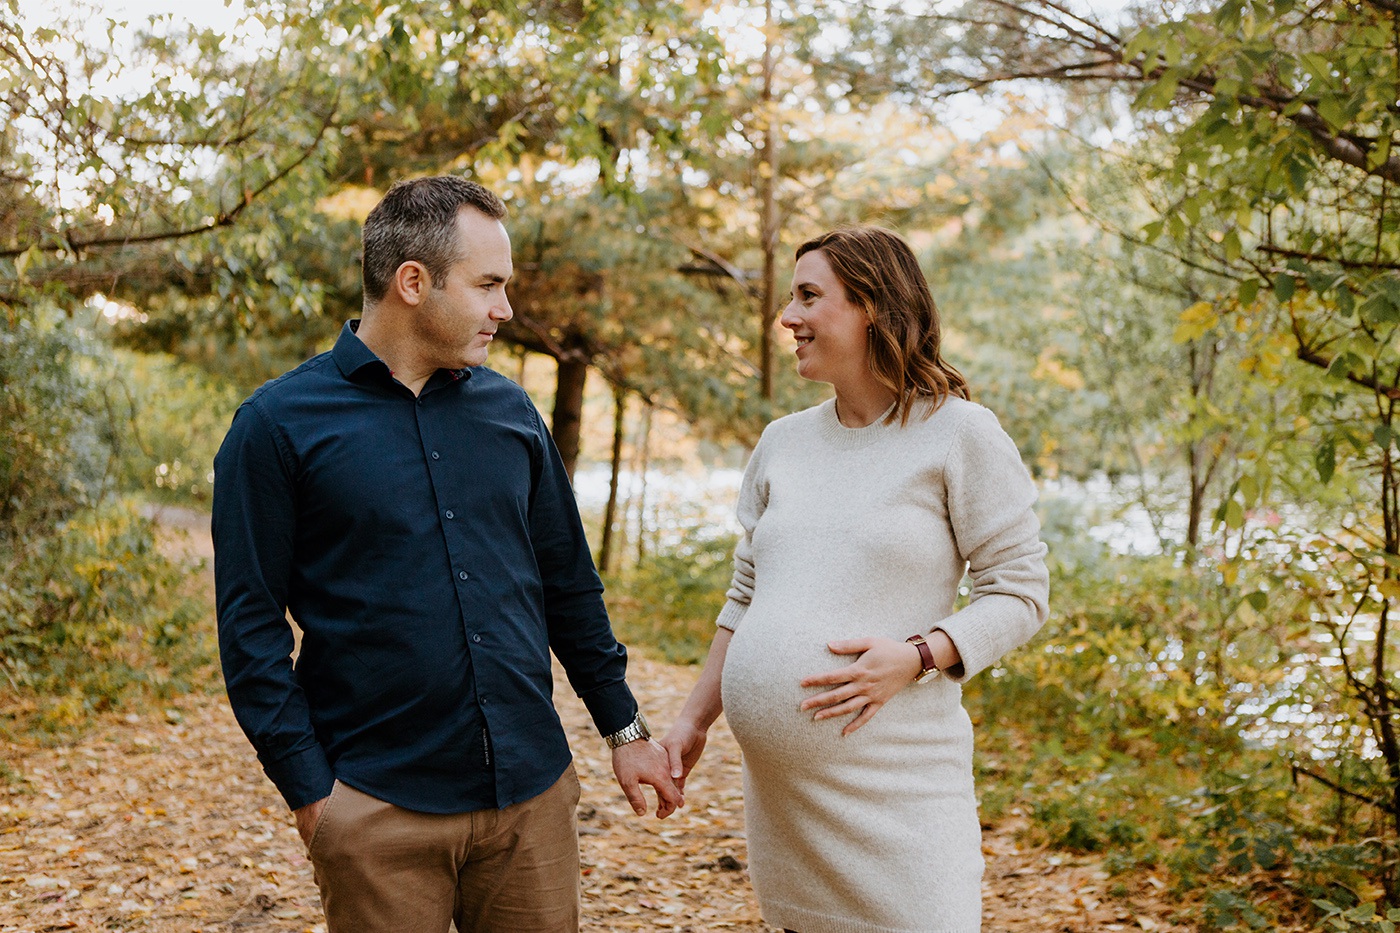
top-left (604, 711), bottom-right (651, 749)
top-left (906, 634), bottom-right (941, 683)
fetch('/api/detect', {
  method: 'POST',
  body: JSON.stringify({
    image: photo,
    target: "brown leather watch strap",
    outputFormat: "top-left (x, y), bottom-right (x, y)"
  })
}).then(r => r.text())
top-left (906, 634), bottom-right (938, 676)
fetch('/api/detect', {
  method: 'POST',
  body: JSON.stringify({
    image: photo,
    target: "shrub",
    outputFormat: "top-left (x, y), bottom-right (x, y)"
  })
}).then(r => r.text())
top-left (1, 306), bottom-right (209, 731)
top-left (604, 530), bottom-right (737, 665)
top-left (112, 350), bottom-right (242, 507)
top-left (0, 497), bottom-right (209, 730)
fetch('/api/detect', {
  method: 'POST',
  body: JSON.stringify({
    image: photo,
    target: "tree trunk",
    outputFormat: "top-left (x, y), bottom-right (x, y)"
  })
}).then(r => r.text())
top-left (758, 0), bottom-right (781, 400)
top-left (634, 402), bottom-right (653, 566)
top-left (598, 385), bottom-right (627, 574)
top-left (552, 355), bottom-right (588, 482)
top-left (1186, 444), bottom-right (1204, 555)
top-left (1183, 338), bottom-right (1221, 557)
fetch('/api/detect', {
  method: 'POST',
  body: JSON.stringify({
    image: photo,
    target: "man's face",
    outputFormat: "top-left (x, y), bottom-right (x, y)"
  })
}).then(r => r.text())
top-left (415, 208), bottom-right (514, 370)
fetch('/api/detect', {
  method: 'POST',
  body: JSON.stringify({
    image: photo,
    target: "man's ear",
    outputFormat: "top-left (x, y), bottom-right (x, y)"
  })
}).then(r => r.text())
top-left (393, 261), bottom-right (430, 306)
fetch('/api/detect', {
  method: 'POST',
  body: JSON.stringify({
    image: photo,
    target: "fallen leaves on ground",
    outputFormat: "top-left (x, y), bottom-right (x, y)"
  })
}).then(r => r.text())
top-left (1, 516), bottom-right (1194, 931)
top-left (0, 656), bottom-right (1191, 933)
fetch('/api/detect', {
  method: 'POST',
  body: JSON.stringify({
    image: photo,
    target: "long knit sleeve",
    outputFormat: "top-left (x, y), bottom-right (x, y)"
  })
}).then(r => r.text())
top-left (716, 434), bottom-right (769, 631)
top-left (934, 405), bottom-right (1050, 681)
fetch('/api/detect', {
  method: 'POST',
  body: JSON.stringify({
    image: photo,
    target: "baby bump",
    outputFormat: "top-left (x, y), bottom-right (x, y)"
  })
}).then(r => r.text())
top-left (722, 603), bottom-right (974, 775)
top-left (721, 606), bottom-right (872, 763)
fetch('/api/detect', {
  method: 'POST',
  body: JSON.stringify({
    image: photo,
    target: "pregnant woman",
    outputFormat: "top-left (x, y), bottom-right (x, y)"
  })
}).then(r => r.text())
top-left (659, 225), bottom-right (1050, 933)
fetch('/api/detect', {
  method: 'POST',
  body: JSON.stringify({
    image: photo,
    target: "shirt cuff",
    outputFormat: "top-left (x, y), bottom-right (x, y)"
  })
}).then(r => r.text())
top-left (260, 744), bottom-right (336, 811)
top-left (580, 680), bottom-right (638, 737)
top-left (716, 600), bottom-right (747, 631)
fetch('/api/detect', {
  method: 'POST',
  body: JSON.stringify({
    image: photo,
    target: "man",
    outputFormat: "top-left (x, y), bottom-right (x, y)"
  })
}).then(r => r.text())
top-left (212, 175), bottom-right (682, 933)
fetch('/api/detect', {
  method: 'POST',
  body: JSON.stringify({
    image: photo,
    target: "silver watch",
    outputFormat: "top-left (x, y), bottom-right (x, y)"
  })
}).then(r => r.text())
top-left (604, 711), bottom-right (651, 749)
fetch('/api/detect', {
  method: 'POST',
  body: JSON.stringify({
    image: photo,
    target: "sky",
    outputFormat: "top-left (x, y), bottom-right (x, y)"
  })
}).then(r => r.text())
top-left (21, 0), bottom-right (245, 32)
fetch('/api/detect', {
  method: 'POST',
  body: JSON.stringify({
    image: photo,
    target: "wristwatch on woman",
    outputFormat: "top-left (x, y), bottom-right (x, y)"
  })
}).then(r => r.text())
top-left (604, 711), bottom-right (651, 748)
top-left (905, 633), bottom-right (941, 683)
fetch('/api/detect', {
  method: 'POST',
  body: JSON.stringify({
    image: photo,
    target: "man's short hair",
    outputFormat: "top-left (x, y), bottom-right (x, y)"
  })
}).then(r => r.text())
top-left (361, 176), bottom-right (508, 303)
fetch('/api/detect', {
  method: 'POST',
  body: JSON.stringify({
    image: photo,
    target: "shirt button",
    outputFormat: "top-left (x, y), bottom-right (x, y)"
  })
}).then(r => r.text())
top-left (458, 570), bottom-right (469, 581)
top-left (444, 510), bottom-right (454, 519)
top-left (472, 634), bottom-right (482, 644)
top-left (431, 451), bottom-right (440, 460)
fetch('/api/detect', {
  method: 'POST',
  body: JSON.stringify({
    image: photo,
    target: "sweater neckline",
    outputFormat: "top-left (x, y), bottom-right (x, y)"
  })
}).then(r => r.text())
top-left (816, 397), bottom-right (901, 450)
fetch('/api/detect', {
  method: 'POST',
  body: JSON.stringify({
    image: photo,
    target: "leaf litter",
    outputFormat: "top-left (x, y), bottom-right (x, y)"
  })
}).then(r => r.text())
top-left (0, 519), bottom-right (1192, 931)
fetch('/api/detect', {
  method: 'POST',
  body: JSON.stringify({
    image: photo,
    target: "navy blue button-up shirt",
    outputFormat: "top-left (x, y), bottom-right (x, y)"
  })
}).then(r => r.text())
top-left (212, 321), bottom-right (636, 814)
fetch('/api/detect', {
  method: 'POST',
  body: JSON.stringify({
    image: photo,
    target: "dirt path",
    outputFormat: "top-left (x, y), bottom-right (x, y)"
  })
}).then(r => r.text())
top-left (0, 515), bottom-right (1190, 932)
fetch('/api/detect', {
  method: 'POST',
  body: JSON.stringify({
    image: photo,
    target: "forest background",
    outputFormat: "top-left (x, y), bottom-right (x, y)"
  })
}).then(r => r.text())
top-left (7, 0), bottom-right (1400, 927)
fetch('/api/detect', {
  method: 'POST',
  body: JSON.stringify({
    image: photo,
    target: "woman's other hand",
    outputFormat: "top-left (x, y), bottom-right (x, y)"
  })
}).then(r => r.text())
top-left (799, 638), bottom-right (923, 736)
top-left (658, 721), bottom-right (710, 791)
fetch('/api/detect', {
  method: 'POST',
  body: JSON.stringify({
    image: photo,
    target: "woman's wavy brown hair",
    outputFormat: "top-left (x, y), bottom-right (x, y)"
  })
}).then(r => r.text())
top-left (795, 225), bottom-right (969, 425)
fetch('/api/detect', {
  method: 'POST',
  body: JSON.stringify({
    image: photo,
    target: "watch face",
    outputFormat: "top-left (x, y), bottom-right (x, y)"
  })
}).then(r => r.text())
top-left (636, 712), bottom-right (651, 738)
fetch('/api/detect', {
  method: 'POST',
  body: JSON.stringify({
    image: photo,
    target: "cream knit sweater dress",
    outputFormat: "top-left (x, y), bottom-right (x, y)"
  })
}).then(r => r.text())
top-left (716, 396), bottom-right (1049, 933)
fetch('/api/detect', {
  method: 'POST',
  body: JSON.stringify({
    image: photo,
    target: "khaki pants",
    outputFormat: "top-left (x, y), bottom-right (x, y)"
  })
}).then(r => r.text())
top-left (306, 764), bottom-right (582, 933)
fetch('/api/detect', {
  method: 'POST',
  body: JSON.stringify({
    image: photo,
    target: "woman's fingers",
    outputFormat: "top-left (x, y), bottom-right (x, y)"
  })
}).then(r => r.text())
top-left (799, 682), bottom-right (862, 711)
top-left (826, 638), bottom-right (874, 655)
top-left (842, 703), bottom-right (881, 736)
top-left (811, 695), bottom-right (871, 720)
top-left (799, 664), bottom-right (859, 688)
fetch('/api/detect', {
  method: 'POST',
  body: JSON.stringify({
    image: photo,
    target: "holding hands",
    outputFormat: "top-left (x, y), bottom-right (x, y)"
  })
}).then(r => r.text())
top-left (659, 719), bottom-right (709, 792)
top-left (657, 627), bottom-right (731, 794)
top-left (611, 737), bottom-right (685, 819)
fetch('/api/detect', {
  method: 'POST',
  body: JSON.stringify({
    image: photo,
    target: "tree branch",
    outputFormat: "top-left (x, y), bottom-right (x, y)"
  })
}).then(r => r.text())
top-left (1260, 244), bottom-right (1400, 271)
top-left (1291, 314), bottom-right (1400, 398)
top-left (0, 102), bottom-right (339, 259)
top-left (1292, 761), bottom-right (1391, 811)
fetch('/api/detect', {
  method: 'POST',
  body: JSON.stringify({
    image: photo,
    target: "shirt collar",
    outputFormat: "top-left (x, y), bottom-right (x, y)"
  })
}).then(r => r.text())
top-left (331, 319), bottom-right (474, 387)
top-left (332, 320), bottom-right (389, 382)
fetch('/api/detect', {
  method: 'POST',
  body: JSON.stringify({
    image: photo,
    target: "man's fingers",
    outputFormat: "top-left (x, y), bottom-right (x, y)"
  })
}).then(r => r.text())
top-left (657, 774), bottom-right (685, 811)
top-left (623, 785), bottom-right (648, 816)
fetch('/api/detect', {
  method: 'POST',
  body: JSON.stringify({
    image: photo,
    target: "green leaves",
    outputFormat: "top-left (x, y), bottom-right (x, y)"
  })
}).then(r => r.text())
top-left (1135, 69), bottom-right (1183, 111)
top-left (1313, 899), bottom-right (1400, 932)
top-left (1315, 436), bottom-right (1337, 484)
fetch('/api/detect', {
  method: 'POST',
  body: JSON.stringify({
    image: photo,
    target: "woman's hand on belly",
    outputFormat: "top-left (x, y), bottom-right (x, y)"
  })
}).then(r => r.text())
top-left (799, 637), bottom-right (924, 736)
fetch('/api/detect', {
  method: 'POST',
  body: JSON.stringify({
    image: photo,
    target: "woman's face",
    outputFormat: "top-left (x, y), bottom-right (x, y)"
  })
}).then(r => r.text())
top-left (779, 249), bottom-right (871, 388)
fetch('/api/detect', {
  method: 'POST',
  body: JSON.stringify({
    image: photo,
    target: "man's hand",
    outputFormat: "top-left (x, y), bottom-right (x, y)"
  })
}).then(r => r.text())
top-left (293, 795), bottom-right (330, 848)
top-left (658, 721), bottom-right (709, 792)
top-left (799, 637), bottom-right (923, 736)
top-left (611, 738), bottom-right (685, 819)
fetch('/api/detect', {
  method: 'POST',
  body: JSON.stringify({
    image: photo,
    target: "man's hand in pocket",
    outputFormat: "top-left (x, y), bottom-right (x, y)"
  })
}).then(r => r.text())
top-left (294, 795), bottom-right (329, 847)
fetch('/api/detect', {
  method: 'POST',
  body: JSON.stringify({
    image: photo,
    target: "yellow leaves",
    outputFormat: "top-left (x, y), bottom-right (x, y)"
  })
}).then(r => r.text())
top-left (1220, 558), bottom-right (1241, 586)
top-left (1238, 347), bottom-right (1284, 376)
top-left (924, 173), bottom-right (958, 199)
top-left (1377, 579), bottom-right (1400, 601)
top-left (1035, 431), bottom-right (1061, 479)
top-left (314, 186), bottom-right (382, 223)
top-left (1173, 301), bottom-right (1218, 343)
top-left (1032, 348), bottom-right (1085, 390)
